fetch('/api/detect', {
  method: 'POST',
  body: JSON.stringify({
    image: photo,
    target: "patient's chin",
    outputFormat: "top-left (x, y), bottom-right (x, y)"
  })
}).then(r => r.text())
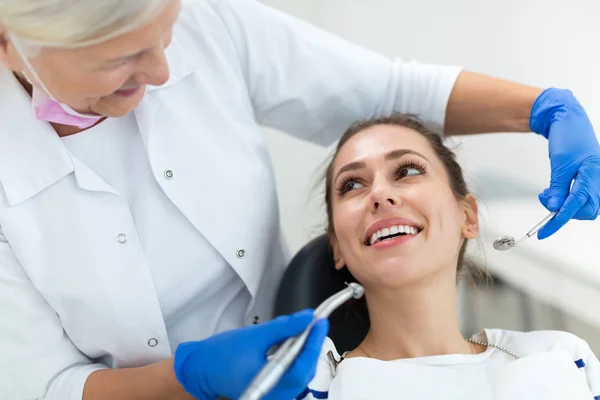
top-left (358, 257), bottom-right (439, 289)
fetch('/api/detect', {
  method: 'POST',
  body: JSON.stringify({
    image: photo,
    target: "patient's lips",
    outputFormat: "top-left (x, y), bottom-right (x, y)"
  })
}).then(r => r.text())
top-left (364, 217), bottom-right (422, 249)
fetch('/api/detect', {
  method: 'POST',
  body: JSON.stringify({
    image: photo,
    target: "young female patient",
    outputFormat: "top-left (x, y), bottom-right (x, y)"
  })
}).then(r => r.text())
top-left (297, 113), bottom-right (600, 399)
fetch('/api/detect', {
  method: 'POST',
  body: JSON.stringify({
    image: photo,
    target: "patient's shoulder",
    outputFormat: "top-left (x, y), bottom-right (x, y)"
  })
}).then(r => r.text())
top-left (296, 336), bottom-right (339, 399)
top-left (484, 328), bottom-right (594, 359)
top-left (486, 328), bottom-right (600, 397)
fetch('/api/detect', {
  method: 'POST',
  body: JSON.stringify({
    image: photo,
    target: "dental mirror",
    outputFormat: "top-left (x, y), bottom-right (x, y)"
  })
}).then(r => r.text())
top-left (493, 236), bottom-right (516, 251)
top-left (493, 211), bottom-right (558, 251)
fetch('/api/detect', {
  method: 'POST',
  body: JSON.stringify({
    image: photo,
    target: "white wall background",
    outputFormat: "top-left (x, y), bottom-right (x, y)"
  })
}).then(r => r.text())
top-left (258, 0), bottom-right (600, 334)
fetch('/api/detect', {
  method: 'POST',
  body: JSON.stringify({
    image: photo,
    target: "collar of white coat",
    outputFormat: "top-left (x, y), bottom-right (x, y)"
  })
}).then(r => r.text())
top-left (0, 38), bottom-right (195, 207)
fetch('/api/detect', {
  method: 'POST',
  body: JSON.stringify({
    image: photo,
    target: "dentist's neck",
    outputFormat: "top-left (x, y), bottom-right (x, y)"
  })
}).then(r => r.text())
top-left (356, 267), bottom-right (479, 360)
top-left (14, 71), bottom-right (33, 95)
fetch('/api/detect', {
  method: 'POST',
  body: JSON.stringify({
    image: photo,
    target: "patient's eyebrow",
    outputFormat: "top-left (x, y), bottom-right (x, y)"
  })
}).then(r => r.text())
top-left (334, 161), bottom-right (366, 182)
top-left (334, 149), bottom-right (429, 182)
top-left (385, 149), bottom-right (429, 162)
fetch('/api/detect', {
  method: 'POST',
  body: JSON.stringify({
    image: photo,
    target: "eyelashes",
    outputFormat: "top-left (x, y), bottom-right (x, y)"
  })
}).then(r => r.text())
top-left (394, 159), bottom-right (427, 179)
top-left (335, 159), bottom-right (427, 196)
top-left (335, 173), bottom-right (363, 195)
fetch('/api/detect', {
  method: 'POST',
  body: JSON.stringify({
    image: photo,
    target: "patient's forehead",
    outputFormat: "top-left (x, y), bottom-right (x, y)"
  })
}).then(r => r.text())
top-left (333, 125), bottom-right (438, 172)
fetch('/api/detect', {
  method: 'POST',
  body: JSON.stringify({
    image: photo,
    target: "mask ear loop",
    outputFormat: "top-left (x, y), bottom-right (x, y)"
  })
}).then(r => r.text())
top-left (9, 33), bottom-right (101, 119)
top-left (9, 33), bottom-right (54, 99)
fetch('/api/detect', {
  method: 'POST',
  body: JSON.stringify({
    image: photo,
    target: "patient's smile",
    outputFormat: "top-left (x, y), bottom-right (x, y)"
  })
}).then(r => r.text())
top-left (364, 217), bottom-right (423, 247)
top-left (368, 227), bottom-right (421, 248)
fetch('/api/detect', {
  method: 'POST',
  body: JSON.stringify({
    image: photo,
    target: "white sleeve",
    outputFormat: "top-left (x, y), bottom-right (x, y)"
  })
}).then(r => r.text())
top-left (0, 226), bottom-right (107, 400)
top-left (295, 337), bottom-right (337, 400)
top-left (208, 0), bottom-right (462, 145)
top-left (578, 341), bottom-right (600, 399)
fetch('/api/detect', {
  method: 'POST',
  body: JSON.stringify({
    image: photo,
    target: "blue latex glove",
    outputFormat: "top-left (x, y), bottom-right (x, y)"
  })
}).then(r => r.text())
top-left (173, 309), bottom-right (329, 400)
top-left (530, 88), bottom-right (600, 239)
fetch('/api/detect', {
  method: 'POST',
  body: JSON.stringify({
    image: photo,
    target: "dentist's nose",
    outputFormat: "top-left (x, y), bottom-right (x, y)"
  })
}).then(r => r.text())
top-left (133, 40), bottom-right (171, 87)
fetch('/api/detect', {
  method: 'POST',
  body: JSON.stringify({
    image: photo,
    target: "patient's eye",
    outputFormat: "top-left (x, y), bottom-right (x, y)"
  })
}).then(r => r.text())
top-left (336, 175), bottom-right (364, 195)
top-left (395, 160), bottom-right (427, 180)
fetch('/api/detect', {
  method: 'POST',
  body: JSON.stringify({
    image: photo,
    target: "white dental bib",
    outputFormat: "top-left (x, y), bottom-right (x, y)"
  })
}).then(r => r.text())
top-left (328, 350), bottom-right (593, 399)
top-left (299, 329), bottom-right (600, 400)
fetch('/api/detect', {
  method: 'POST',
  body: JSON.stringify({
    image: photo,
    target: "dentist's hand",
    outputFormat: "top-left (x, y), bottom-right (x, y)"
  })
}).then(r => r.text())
top-left (173, 309), bottom-right (329, 400)
top-left (530, 88), bottom-right (600, 239)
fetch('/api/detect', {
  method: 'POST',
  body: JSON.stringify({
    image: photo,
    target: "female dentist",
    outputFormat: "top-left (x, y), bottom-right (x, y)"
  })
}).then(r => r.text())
top-left (0, 0), bottom-right (598, 399)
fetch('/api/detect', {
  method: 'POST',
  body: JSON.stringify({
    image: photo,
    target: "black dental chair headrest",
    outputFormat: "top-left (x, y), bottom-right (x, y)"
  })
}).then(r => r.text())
top-left (274, 234), bottom-right (369, 354)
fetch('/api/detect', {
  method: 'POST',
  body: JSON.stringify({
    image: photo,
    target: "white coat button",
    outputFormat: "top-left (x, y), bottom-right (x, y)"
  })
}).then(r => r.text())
top-left (116, 233), bottom-right (128, 244)
top-left (236, 248), bottom-right (246, 259)
top-left (253, 315), bottom-right (260, 325)
top-left (164, 169), bottom-right (174, 180)
top-left (148, 338), bottom-right (158, 347)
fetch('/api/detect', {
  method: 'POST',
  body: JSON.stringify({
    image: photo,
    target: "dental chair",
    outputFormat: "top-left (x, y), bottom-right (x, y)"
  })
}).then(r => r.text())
top-left (274, 234), bottom-right (369, 354)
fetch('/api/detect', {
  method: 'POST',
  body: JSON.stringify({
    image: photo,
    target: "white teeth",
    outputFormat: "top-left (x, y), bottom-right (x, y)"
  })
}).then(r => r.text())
top-left (368, 224), bottom-right (421, 246)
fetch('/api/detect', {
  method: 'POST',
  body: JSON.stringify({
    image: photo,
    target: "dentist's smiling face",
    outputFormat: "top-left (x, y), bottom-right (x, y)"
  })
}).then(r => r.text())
top-left (327, 122), bottom-right (479, 290)
top-left (0, 0), bottom-right (181, 119)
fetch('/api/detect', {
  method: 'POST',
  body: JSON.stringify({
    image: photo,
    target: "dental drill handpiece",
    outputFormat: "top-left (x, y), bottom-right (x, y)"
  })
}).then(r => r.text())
top-left (239, 283), bottom-right (365, 400)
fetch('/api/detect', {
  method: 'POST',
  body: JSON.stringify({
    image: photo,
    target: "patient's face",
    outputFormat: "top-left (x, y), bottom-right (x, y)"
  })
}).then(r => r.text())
top-left (329, 124), bottom-right (476, 289)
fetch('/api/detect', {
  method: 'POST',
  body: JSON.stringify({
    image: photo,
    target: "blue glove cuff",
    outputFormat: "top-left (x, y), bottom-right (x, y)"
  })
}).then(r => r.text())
top-left (173, 342), bottom-right (217, 400)
top-left (529, 87), bottom-right (580, 139)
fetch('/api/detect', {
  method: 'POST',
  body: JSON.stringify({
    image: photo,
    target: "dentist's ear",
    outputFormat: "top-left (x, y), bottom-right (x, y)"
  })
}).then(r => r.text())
top-left (0, 25), bottom-right (8, 61)
top-left (461, 193), bottom-right (479, 239)
top-left (329, 235), bottom-right (346, 270)
top-left (0, 26), bottom-right (21, 71)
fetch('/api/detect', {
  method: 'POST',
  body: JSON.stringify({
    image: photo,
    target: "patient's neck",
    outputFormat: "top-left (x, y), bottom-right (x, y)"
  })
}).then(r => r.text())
top-left (356, 267), bottom-right (475, 360)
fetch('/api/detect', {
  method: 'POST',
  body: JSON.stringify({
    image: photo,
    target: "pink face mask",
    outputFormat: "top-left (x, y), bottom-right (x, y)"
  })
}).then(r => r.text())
top-left (11, 34), bottom-right (104, 129)
top-left (30, 85), bottom-right (103, 129)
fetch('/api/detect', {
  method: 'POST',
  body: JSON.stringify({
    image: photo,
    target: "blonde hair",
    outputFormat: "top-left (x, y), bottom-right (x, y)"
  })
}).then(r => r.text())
top-left (0, 0), bottom-right (169, 52)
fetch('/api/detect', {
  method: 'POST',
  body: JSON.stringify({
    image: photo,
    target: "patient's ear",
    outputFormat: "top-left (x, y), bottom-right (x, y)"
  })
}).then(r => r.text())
top-left (461, 194), bottom-right (479, 239)
top-left (329, 235), bottom-right (346, 270)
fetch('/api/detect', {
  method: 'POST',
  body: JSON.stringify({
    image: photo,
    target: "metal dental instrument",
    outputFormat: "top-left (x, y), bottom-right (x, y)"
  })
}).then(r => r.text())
top-left (239, 282), bottom-right (365, 400)
top-left (493, 211), bottom-right (558, 251)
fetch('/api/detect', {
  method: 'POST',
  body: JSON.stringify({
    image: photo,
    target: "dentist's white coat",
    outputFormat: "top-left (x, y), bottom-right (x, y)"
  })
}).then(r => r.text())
top-left (0, 0), bottom-right (461, 398)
